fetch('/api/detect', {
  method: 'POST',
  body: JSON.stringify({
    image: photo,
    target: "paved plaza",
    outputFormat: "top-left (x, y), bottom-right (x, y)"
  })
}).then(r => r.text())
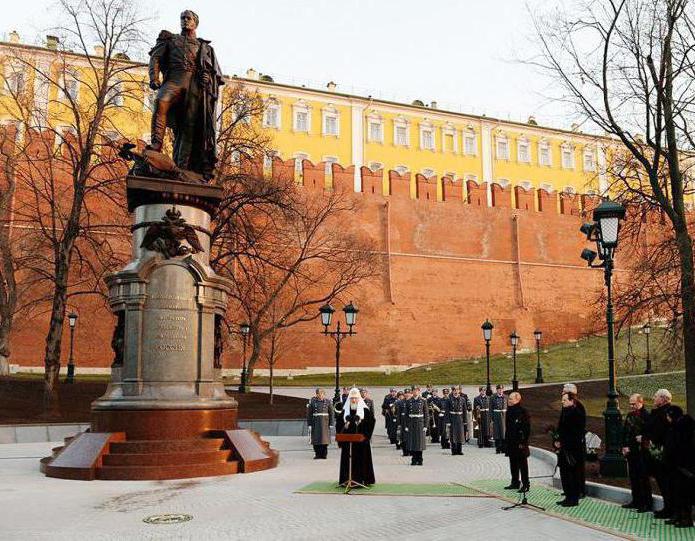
top-left (0, 411), bottom-right (623, 541)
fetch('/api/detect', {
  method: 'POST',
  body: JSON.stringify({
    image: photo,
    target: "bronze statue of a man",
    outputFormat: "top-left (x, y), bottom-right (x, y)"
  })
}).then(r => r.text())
top-left (148, 10), bottom-right (224, 180)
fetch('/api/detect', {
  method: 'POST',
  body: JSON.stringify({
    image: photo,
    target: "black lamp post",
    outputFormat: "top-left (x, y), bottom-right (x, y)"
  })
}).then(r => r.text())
top-left (534, 329), bottom-right (544, 384)
top-left (580, 198), bottom-right (627, 477)
top-left (239, 322), bottom-right (250, 393)
top-left (481, 319), bottom-right (493, 396)
top-left (510, 331), bottom-right (519, 391)
top-left (65, 312), bottom-right (78, 384)
top-left (643, 322), bottom-right (652, 375)
top-left (320, 301), bottom-right (358, 404)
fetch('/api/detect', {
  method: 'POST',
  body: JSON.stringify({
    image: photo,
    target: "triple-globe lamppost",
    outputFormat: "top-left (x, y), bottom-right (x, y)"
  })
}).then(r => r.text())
top-left (510, 331), bottom-right (519, 392)
top-left (238, 322), bottom-right (251, 393)
top-left (319, 302), bottom-right (359, 404)
top-left (534, 329), bottom-right (544, 384)
top-left (65, 312), bottom-right (79, 384)
top-left (579, 198), bottom-right (627, 477)
top-left (481, 319), bottom-right (494, 396)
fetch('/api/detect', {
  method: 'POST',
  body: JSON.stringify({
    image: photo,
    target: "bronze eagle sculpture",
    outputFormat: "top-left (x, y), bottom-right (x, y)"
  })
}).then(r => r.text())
top-left (140, 207), bottom-right (204, 258)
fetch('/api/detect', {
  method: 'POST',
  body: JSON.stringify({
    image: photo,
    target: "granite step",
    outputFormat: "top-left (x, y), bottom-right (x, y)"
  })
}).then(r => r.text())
top-left (97, 460), bottom-right (238, 480)
top-left (102, 449), bottom-right (231, 466)
top-left (109, 438), bottom-right (225, 454)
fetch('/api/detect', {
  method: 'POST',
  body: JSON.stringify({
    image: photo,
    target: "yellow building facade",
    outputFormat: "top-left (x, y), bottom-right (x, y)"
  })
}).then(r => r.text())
top-left (0, 36), bottom-right (613, 209)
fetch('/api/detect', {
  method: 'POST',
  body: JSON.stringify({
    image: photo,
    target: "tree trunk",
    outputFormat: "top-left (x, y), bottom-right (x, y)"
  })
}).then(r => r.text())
top-left (675, 229), bottom-right (695, 416)
top-left (269, 362), bottom-right (274, 405)
top-left (0, 321), bottom-right (10, 376)
top-left (43, 259), bottom-right (69, 416)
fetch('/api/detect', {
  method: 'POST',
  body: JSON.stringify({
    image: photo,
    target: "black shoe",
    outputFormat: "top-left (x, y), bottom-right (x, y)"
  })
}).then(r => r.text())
top-left (579, 493), bottom-right (586, 499)
top-left (675, 521), bottom-right (694, 528)
top-left (560, 500), bottom-right (579, 507)
top-left (621, 502), bottom-right (637, 509)
top-left (504, 484), bottom-right (520, 490)
top-left (411, 460), bottom-right (417, 466)
top-left (665, 518), bottom-right (679, 525)
top-left (518, 486), bottom-right (529, 493)
top-left (654, 510), bottom-right (672, 519)
top-left (396, 445), bottom-right (401, 450)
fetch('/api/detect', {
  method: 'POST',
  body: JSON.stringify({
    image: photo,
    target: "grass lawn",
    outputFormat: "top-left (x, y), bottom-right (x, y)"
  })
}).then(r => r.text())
top-left (239, 327), bottom-right (681, 387)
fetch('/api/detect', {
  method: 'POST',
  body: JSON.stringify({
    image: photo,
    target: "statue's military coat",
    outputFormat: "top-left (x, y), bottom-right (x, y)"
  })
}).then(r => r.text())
top-left (406, 396), bottom-right (429, 452)
top-left (306, 396), bottom-right (333, 445)
top-left (445, 394), bottom-right (467, 445)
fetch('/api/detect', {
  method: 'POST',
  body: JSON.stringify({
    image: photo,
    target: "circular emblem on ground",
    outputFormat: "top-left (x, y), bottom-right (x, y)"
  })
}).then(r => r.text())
top-left (143, 513), bottom-right (193, 525)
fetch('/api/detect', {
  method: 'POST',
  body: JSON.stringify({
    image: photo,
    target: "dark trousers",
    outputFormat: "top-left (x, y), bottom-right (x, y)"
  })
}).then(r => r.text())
top-left (495, 438), bottom-right (506, 453)
top-left (312, 444), bottom-right (328, 458)
top-left (652, 462), bottom-right (674, 514)
top-left (440, 420), bottom-right (450, 448)
top-left (451, 443), bottom-right (463, 455)
top-left (672, 472), bottom-right (694, 524)
top-left (411, 451), bottom-right (423, 465)
top-left (559, 453), bottom-right (582, 502)
top-left (509, 452), bottom-right (529, 488)
top-left (627, 452), bottom-right (652, 509)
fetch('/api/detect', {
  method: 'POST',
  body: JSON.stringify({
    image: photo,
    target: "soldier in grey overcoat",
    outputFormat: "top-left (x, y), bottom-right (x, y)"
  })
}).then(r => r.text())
top-left (490, 384), bottom-right (508, 454)
top-left (445, 387), bottom-right (467, 455)
top-left (438, 388), bottom-right (451, 449)
top-left (397, 389), bottom-right (411, 455)
top-left (307, 388), bottom-right (333, 459)
top-left (473, 386), bottom-right (492, 448)
top-left (406, 387), bottom-right (429, 465)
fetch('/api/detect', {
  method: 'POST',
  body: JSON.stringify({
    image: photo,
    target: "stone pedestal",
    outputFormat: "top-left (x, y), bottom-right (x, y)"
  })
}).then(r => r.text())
top-left (41, 177), bottom-right (278, 480)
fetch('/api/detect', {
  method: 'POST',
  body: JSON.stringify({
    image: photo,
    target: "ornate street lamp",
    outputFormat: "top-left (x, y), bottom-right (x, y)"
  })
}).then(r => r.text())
top-left (239, 322), bottom-right (251, 393)
top-left (643, 322), bottom-right (652, 375)
top-left (510, 331), bottom-right (519, 391)
top-left (481, 319), bottom-right (494, 396)
top-left (534, 329), bottom-right (544, 384)
top-left (65, 312), bottom-right (78, 384)
top-left (580, 198), bottom-right (627, 477)
top-left (320, 302), bottom-right (359, 404)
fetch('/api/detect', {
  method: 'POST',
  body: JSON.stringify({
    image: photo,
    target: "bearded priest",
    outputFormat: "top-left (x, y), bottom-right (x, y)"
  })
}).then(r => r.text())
top-left (336, 387), bottom-right (376, 486)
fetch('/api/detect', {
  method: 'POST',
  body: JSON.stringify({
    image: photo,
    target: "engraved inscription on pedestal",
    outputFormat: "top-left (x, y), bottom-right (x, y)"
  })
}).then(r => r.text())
top-left (141, 264), bottom-right (198, 382)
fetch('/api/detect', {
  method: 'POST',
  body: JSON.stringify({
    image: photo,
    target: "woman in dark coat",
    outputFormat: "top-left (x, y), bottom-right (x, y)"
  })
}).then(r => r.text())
top-left (336, 387), bottom-right (376, 486)
top-left (555, 392), bottom-right (585, 507)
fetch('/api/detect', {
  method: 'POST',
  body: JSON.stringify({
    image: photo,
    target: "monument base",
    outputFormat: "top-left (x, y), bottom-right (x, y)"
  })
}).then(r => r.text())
top-left (40, 407), bottom-right (278, 481)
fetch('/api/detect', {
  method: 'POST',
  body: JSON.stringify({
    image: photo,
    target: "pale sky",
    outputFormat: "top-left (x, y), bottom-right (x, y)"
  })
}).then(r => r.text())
top-left (6, 0), bottom-right (573, 128)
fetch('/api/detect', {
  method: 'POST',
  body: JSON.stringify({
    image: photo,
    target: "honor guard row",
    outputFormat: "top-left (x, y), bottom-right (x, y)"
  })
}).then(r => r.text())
top-left (473, 384), bottom-right (507, 453)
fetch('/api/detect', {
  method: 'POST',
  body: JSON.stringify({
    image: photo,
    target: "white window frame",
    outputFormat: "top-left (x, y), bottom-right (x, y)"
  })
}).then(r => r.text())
top-left (563, 186), bottom-right (576, 195)
top-left (367, 117), bottom-right (384, 143)
top-left (106, 78), bottom-right (123, 107)
top-left (142, 82), bottom-right (155, 112)
top-left (323, 155), bottom-right (339, 175)
top-left (394, 165), bottom-right (409, 175)
top-left (368, 161), bottom-right (383, 172)
top-left (394, 121), bottom-right (410, 147)
top-left (540, 182), bottom-right (553, 192)
top-left (465, 174), bottom-right (479, 184)
top-left (520, 181), bottom-right (533, 190)
top-left (442, 124), bottom-right (457, 153)
top-left (495, 135), bottom-right (510, 160)
top-left (463, 129), bottom-right (477, 156)
top-left (322, 105), bottom-right (340, 136)
top-left (420, 123), bottom-right (435, 151)
top-left (293, 101), bottom-right (311, 133)
top-left (293, 152), bottom-right (308, 176)
top-left (561, 143), bottom-right (575, 170)
top-left (496, 179), bottom-right (510, 188)
top-left (517, 137), bottom-right (530, 163)
top-left (538, 140), bottom-right (552, 166)
top-left (263, 150), bottom-right (279, 172)
top-left (445, 171), bottom-right (456, 179)
top-left (3, 63), bottom-right (25, 95)
top-left (59, 71), bottom-right (79, 102)
top-left (583, 148), bottom-right (596, 171)
top-left (421, 168), bottom-right (436, 179)
top-left (263, 99), bottom-right (281, 129)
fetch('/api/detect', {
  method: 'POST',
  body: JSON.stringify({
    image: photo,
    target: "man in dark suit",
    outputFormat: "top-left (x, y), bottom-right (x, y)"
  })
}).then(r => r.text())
top-left (504, 392), bottom-right (531, 492)
top-left (555, 392), bottom-right (585, 507)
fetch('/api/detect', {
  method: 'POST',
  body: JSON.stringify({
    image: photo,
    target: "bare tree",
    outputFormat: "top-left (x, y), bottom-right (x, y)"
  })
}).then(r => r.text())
top-left (0, 0), bottom-right (147, 406)
top-left (531, 0), bottom-right (695, 413)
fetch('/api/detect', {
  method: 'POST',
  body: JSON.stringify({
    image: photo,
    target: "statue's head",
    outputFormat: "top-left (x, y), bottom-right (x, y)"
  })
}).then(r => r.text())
top-left (180, 10), bottom-right (199, 31)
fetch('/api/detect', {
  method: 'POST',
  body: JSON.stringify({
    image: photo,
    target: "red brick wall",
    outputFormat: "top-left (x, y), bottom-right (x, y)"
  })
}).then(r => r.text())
top-left (388, 170), bottom-right (411, 198)
top-left (466, 180), bottom-right (487, 206)
top-left (360, 167), bottom-right (382, 195)
top-left (560, 192), bottom-right (580, 216)
top-left (331, 163), bottom-right (355, 193)
top-left (441, 176), bottom-right (459, 203)
top-left (416, 174), bottom-right (436, 201)
top-left (537, 189), bottom-right (557, 213)
top-left (491, 183), bottom-right (512, 208)
top-left (514, 186), bottom-right (534, 211)
top-left (302, 160), bottom-right (325, 191)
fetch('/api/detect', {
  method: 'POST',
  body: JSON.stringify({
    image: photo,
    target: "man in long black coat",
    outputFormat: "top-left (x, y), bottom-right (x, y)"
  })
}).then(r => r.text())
top-left (621, 393), bottom-right (652, 512)
top-left (645, 388), bottom-right (675, 519)
top-left (504, 392), bottom-right (531, 492)
top-left (663, 405), bottom-right (695, 528)
top-left (555, 391), bottom-right (585, 507)
top-left (336, 387), bottom-right (375, 486)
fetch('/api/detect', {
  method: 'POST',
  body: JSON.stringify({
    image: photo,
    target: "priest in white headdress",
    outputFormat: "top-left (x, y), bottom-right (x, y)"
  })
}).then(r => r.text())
top-left (336, 387), bottom-right (376, 486)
